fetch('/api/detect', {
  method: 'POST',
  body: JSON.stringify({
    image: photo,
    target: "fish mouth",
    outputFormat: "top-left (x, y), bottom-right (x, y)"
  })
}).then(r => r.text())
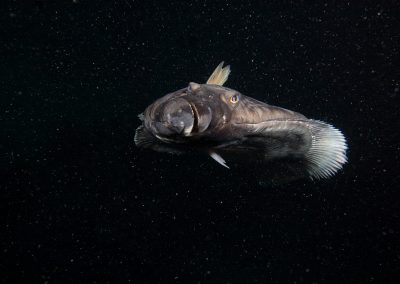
top-left (149, 97), bottom-right (210, 137)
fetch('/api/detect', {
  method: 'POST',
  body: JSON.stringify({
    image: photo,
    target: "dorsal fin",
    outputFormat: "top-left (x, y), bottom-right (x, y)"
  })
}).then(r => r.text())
top-left (206, 62), bottom-right (231, 86)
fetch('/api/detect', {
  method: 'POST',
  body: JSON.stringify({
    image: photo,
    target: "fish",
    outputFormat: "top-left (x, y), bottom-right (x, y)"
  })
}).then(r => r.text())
top-left (135, 62), bottom-right (347, 180)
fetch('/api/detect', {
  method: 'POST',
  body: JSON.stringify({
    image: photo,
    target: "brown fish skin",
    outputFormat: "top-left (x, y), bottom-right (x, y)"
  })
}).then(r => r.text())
top-left (136, 82), bottom-right (347, 179)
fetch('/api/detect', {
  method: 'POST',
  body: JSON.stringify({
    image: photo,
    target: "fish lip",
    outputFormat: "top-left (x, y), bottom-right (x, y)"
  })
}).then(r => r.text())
top-left (187, 101), bottom-right (199, 133)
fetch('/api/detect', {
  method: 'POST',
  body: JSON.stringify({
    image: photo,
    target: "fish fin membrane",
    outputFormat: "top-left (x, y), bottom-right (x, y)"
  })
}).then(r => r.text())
top-left (134, 125), bottom-right (186, 155)
top-left (209, 151), bottom-right (230, 169)
top-left (305, 120), bottom-right (348, 180)
top-left (206, 62), bottom-right (231, 86)
top-left (134, 125), bottom-right (158, 147)
top-left (242, 119), bottom-right (347, 179)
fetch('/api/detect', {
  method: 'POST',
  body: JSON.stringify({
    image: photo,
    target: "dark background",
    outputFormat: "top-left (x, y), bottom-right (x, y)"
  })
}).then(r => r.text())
top-left (1, 0), bottom-right (399, 283)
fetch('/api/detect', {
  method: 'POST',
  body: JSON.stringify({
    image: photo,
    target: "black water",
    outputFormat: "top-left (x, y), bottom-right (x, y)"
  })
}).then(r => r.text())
top-left (2, 1), bottom-right (399, 283)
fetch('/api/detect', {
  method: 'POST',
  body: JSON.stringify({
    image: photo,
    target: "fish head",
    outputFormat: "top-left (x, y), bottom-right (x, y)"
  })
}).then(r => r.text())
top-left (142, 82), bottom-right (242, 140)
top-left (183, 82), bottom-right (242, 129)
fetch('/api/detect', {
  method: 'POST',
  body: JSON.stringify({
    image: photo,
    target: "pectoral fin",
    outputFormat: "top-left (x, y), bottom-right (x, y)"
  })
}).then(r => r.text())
top-left (134, 125), bottom-right (187, 155)
top-left (134, 125), bottom-right (158, 148)
top-left (209, 150), bottom-right (230, 169)
top-left (206, 62), bottom-right (231, 86)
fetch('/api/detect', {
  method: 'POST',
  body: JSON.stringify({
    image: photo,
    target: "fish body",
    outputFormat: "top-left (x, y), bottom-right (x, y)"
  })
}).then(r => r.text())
top-left (135, 63), bottom-right (347, 180)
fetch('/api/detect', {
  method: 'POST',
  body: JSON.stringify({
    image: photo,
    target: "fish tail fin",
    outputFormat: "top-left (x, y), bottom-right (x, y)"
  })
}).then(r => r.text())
top-left (305, 120), bottom-right (348, 179)
top-left (206, 62), bottom-right (231, 86)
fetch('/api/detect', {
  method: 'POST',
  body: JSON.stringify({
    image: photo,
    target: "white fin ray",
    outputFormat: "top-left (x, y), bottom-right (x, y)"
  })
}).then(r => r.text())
top-left (206, 62), bottom-right (231, 86)
top-left (209, 151), bottom-right (230, 169)
top-left (305, 120), bottom-right (348, 180)
top-left (134, 125), bottom-right (155, 147)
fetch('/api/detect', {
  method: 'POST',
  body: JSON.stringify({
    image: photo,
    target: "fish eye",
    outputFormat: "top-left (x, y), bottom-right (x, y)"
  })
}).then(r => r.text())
top-left (230, 94), bottom-right (239, 104)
